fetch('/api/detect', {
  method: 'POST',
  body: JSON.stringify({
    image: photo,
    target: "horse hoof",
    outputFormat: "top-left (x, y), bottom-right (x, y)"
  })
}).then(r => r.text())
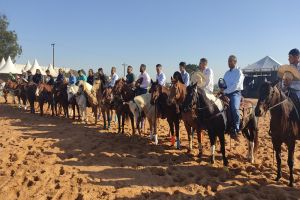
top-left (288, 182), bottom-right (294, 187)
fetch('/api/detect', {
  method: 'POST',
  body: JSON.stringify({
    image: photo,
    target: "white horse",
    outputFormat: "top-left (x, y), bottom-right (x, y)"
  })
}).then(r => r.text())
top-left (128, 93), bottom-right (158, 144)
top-left (67, 84), bottom-right (88, 123)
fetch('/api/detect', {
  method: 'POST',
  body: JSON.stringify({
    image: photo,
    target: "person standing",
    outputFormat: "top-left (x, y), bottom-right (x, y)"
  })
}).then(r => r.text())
top-left (107, 67), bottom-right (119, 87)
top-left (199, 58), bottom-right (214, 93)
top-left (135, 64), bottom-right (150, 95)
top-left (156, 64), bottom-right (166, 86)
top-left (179, 62), bottom-right (190, 86)
top-left (222, 55), bottom-right (244, 140)
top-left (126, 65), bottom-right (135, 86)
top-left (87, 69), bottom-right (94, 85)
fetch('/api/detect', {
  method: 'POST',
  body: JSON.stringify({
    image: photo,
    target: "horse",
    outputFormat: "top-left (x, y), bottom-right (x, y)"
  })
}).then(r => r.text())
top-left (255, 81), bottom-right (299, 187)
top-left (149, 80), bottom-right (181, 149)
top-left (54, 82), bottom-right (69, 118)
top-left (35, 83), bottom-right (55, 116)
top-left (67, 84), bottom-right (86, 122)
top-left (112, 79), bottom-right (135, 135)
top-left (128, 93), bottom-right (157, 143)
top-left (77, 81), bottom-right (98, 124)
top-left (26, 83), bottom-right (37, 113)
top-left (168, 79), bottom-right (203, 156)
top-left (182, 83), bottom-right (228, 166)
top-left (100, 87), bottom-right (113, 129)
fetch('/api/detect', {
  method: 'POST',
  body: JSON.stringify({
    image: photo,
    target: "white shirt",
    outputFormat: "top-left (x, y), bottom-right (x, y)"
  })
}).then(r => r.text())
top-left (201, 67), bottom-right (214, 93)
top-left (108, 73), bottom-right (119, 87)
top-left (156, 72), bottom-right (166, 86)
top-left (223, 67), bottom-right (244, 94)
top-left (138, 71), bottom-right (151, 89)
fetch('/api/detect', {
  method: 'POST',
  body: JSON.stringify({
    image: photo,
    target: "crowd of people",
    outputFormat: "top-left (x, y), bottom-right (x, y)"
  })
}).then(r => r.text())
top-left (6, 48), bottom-right (300, 141)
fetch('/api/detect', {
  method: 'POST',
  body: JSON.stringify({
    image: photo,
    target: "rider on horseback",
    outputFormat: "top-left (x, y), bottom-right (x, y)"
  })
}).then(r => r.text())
top-left (221, 55), bottom-right (245, 140)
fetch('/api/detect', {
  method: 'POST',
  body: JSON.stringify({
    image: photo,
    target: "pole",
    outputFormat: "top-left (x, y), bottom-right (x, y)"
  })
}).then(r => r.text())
top-left (51, 43), bottom-right (55, 69)
top-left (122, 63), bottom-right (127, 77)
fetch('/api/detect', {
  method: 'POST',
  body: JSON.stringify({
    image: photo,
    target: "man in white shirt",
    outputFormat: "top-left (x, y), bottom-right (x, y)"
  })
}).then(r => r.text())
top-left (108, 67), bottom-right (119, 87)
top-left (223, 55), bottom-right (244, 140)
top-left (156, 64), bottom-right (166, 86)
top-left (199, 58), bottom-right (214, 93)
top-left (179, 62), bottom-right (190, 86)
top-left (135, 64), bottom-right (150, 96)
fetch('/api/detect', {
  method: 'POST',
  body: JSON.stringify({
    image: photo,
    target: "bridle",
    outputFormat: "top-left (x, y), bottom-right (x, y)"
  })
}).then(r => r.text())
top-left (259, 85), bottom-right (287, 111)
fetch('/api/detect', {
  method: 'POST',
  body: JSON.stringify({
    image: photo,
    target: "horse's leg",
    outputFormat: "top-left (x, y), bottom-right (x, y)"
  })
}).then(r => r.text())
top-left (51, 100), bottom-right (54, 116)
top-left (197, 128), bottom-right (203, 158)
top-left (208, 129), bottom-right (216, 164)
top-left (121, 112), bottom-right (126, 134)
top-left (175, 117), bottom-right (180, 149)
top-left (218, 132), bottom-right (228, 167)
top-left (102, 110), bottom-right (107, 129)
top-left (274, 141), bottom-right (282, 182)
top-left (129, 112), bottom-right (135, 135)
top-left (93, 106), bottom-right (97, 125)
top-left (287, 140), bottom-right (295, 187)
top-left (39, 100), bottom-right (44, 116)
top-left (167, 119), bottom-right (175, 147)
top-left (72, 103), bottom-right (76, 119)
top-left (184, 122), bottom-right (192, 153)
top-left (117, 111), bottom-right (121, 134)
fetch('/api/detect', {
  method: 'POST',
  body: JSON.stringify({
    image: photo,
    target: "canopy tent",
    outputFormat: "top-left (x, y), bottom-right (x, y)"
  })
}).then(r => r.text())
top-left (243, 56), bottom-right (281, 72)
top-left (0, 58), bottom-right (5, 69)
top-left (23, 60), bottom-right (32, 71)
top-left (47, 64), bottom-right (58, 77)
top-left (0, 56), bottom-right (21, 74)
top-left (15, 64), bottom-right (25, 73)
top-left (30, 59), bottom-right (46, 75)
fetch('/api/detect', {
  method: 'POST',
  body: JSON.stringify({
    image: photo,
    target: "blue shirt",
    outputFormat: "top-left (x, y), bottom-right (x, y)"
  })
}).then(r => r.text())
top-left (181, 70), bottom-right (190, 86)
top-left (69, 75), bottom-right (77, 85)
top-left (223, 67), bottom-right (244, 94)
top-left (78, 74), bottom-right (87, 82)
top-left (156, 72), bottom-right (166, 86)
top-left (108, 73), bottom-right (119, 87)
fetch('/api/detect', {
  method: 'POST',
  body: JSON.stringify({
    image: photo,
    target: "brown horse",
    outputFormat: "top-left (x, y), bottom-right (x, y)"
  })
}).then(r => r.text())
top-left (100, 87), bottom-right (113, 129)
top-left (168, 79), bottom-right (203, 156)
top-left (54, 82), bottom-right (69, 118)
top-left (255, 81), bottom-right (299, 187)
top-left (36, 83), bottom-right (55, 116)
top-left (112, 79), bottom-right (135, 134)
top-left (4, 80), bottom-right (20, 105)
top-left (150, 80), bottom-right (181, 149)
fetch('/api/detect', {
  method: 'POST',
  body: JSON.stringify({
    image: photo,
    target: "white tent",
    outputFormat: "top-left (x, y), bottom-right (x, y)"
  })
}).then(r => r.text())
top-left (23, 60), bottom-right (32, 71)
top-left (0, 56), bottom-right (21, 74)
top-left (0, 58), bottom-right (5, 69)
top-left (243, 56), bottom-right (281, 72)
top-left (47, 64), bottom-right (58, 77)
top-left (30, 59), bottom-right (46, 75)
top-left (15, 64), bottom-right (25, 72)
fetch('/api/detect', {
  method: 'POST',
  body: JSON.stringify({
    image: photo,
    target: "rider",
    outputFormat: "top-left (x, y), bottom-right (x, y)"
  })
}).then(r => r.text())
top-left (107, 67), bottom-right (119, 88)
top-left (135, 64), bottom-right (150, 95)
top-left (68, 70), bottom-right (77, 85)
top-left (199, 58), bottom-right (214, 93)
top-left (45, 69), bottom-right (55, 86)
top-left (156, 64), bottom-right (166, 86)
top-left (280, 48), bottom-right (300, 116)
top-left (77, 69), bottom-right (87, 82)
top-left (222, 55), bottom-right (244, 140)
top-left (126, 65), bottom-right (135, 86)
top-left (56, 68), bottom-right (65, 86)
top-left (27, 70), bottom-right (33, 82)
top-left (87, 69), bottom-right (94, 85)
top-left (179, 62), bottom-right (190, 86)
top-left (32, 69), bottom-right (43, 84)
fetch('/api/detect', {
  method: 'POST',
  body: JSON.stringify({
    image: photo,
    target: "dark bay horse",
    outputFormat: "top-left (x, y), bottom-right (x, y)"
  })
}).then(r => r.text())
top-left (4, 80), bottom-right (27, 107)
top-left (112, 79), bottom-right (135, 135)
top-left (54, 82), bottom-right (69, 118)
top-left (26, 83), bottom-right (37, 113)
top-left (255, 81), bottom-right (299, 187)
top-left (168, 80), bottom-right (203, 156)
top-left (35, 83), bottom-right (55, 116)
top-left (100, 87), bottom-right (113, 129)
top-left (182, 84), bottom-right (228, 166)
top-left (149, 80), bottom-right (181, 149)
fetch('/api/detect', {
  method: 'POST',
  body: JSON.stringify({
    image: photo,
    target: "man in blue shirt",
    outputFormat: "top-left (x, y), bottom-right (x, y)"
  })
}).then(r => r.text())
top-left (69, 71), bottom-right (77, 85)
top-left (179, 62), bottom-right (190, 86)
top-left (107, 67), bottom-right (119, 88)
top-left (222, 55), bottom-right (244, 140)
top-left (155, 64), bottom-right (166, 86)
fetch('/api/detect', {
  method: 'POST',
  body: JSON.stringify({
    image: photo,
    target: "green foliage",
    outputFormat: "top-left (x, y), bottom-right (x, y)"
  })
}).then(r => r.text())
top-left (185, 64), bottom-right (198, 75)
top-left (0, 15), bottom-right (22, 62)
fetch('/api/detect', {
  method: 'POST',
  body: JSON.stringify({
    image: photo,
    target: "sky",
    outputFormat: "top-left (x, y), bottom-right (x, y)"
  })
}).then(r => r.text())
top-left (1, 0), bottom-right (299, 81)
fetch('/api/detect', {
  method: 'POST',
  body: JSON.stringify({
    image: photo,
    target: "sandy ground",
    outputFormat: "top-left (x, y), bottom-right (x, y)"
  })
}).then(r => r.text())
top-left (0, 97), bottom-right (299, 200)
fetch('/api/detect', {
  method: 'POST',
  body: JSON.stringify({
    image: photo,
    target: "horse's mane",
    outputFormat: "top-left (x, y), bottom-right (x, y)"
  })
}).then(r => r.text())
top-left (197, 87), bottom-right (214, 114)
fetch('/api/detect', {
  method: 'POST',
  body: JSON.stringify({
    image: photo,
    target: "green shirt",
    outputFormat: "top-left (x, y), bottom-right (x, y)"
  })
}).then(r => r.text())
top-left (126, 73), bottom-right (135, 84)
top-left (77, 74), bottom-right (87, 82)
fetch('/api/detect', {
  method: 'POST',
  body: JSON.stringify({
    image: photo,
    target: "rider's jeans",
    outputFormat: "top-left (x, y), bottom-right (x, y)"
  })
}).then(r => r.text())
top-left (227, 91), bottom-right (241, 131)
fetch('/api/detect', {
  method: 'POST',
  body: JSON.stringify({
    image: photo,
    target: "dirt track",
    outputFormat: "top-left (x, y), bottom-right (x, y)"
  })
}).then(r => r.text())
top-left (0, 100), bottom-right (299, 200)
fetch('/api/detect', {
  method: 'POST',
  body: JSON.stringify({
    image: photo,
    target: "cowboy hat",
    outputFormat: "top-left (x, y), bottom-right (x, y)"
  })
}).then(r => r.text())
top-left (278, 64), bottom-right (300, 81)
top-left (190, 71), bottom-right (206, 88)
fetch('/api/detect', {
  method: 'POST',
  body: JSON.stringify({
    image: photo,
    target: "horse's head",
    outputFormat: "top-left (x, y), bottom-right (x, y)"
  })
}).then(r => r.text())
top-left (182, 83), bottom-right (198, 113)
top-left (113, 78), bottom-right (125, 95)
top-left (255, 81), bottom-right (279, 117)
top-left (149, 80), bottom-right (160, 105)
top-left (67, 85), bottom-right (78, 102)
top-left (35, 84), bottom-right (44, 97)
top-left (102, 87), bottom-right (113, 105)
top-left (168, 81), bottom-right (186, 106)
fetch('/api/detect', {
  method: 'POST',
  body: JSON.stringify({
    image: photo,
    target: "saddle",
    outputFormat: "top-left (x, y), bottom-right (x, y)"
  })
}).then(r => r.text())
top-left (217, 93), bottom-right (254, 131)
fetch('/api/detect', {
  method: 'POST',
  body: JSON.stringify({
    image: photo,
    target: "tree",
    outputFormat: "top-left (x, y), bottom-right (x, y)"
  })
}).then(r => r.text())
top-left (0, 15), bottom-right (22, 62)
top-left (185, 64), bottom-right (198, 75)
